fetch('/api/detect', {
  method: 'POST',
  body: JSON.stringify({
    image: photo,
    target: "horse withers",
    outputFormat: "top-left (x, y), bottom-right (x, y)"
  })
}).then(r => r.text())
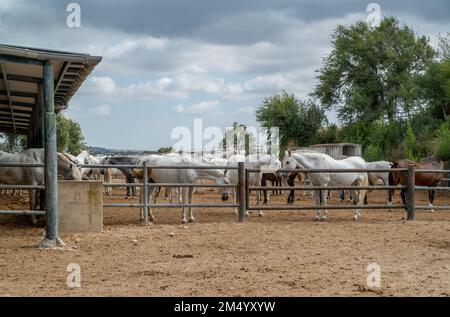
top-left (389, 158), bottom-right (444, 212)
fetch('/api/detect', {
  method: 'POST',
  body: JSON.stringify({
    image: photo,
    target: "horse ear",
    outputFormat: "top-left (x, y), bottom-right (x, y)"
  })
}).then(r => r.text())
top-left (285, 150), bottom-right (291, 158)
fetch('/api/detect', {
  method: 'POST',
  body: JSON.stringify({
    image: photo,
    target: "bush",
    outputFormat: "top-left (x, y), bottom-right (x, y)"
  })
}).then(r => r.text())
top-left (363, 144), bottom-right (384, 161)
top-left (436, 121), bottom-right (450, 163)
top-left (404, 124), bottom-right (418, 161)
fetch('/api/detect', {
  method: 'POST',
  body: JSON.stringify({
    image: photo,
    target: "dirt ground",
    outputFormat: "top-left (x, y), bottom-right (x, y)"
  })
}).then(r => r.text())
top-left (0, 185), bottom-right (449, 297)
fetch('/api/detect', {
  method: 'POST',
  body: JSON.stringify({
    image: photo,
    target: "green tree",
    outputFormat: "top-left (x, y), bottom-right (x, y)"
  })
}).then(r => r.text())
top-left (0, 133), bottom-right (26, 152)
top-left (56, 114), bottom-right (70, 152)
top-left (404, 124), bottom-right (418, 160)
top-left (255, 91), bottom-right (325, 153)
top-left (56, 114), bottom-right (86, 155)
top-left (435, 120), bottom-right (450, 163)
top-left (313, 17), bottom-right (435, 123)
top-left (418, 59), bottom-right (450, 121)
top-left (157, 147), bottom-right (173, 154)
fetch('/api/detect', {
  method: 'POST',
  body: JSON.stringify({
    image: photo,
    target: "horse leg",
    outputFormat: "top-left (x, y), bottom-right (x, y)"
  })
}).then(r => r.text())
top-left (400, 189), bottom-right (407, 210)
top-left (314, 190), bottom-right (321, 221)
top-left (353, 176), bottom-right (368, 221)
top-left (287, 175), bottom-right (295, 204)
top-left (188, 187), bottom-right (195, 223)
top-left (428, 189), bottom-right (436, 212)
top-left (181, 187), bottom-right (188, 224)
top-left (262, 177), bottom-right (268, 205)
top-left (256, 190), bottom-right (263, 217)
top-left (147, 187), bottom-right (156, 223)
top-left (321, 189), bottom-right (328, 221)
top-left (29, 189), bottom-right (38, 225)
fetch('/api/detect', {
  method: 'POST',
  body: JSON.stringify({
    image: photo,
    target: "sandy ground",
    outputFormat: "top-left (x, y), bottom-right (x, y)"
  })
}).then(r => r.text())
top-left (0, 185), bottom-right (449, 297)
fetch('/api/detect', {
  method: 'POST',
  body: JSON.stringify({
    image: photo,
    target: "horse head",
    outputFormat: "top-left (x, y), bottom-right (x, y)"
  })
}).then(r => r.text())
top-left (57, 153), bottom-right (82, 180)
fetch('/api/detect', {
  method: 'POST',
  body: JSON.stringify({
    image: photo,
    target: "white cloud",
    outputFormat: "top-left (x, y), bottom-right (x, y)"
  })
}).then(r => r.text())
top-left (236, 106), bottom-right (255, 115)
top-left (89, 105), bottom-right (111, 116)
top-left (174, 101), bottom-right (219, 114)
top-left (87, 76), bottom-right (117, 95)
top-left (174, 104), bottom-right (185, 113)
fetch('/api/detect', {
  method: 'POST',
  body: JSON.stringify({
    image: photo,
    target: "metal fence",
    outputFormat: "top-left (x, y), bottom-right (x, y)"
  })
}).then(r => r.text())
top-left (79, 161), bottom-right (247, 224)
top-left (246, 166), bottom-right (450, 221)
top-left (1, 162), bottom-right (449, 226)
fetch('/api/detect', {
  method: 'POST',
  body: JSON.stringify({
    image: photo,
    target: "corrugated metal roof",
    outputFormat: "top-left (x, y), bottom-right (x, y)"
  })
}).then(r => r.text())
top-left (0, 44), bottom-right (101, 134)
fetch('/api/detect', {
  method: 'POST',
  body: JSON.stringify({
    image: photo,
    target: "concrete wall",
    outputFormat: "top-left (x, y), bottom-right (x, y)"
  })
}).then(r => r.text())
top-left (58, 181), bottom-right (103, 233)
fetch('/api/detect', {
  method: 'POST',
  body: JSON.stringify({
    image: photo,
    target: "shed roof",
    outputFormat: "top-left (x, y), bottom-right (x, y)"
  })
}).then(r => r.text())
top-left (0, 43), bottom-right (101, 134)
top-left (309, 143), bottom-right (361, 148)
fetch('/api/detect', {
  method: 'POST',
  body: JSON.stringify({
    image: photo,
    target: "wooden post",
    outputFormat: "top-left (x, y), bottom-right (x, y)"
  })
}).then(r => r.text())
top-left (406, 164), bottom-right (415, 221)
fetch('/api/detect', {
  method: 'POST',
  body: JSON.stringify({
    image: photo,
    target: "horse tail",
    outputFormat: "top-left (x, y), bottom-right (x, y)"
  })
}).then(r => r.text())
top-left (389, 162), bottom-right (398, 186)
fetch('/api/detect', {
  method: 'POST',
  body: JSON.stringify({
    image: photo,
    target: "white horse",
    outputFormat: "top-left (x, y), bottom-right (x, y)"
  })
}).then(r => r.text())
top-left (0, 149), bottom-right (82, 222)
top-left (77, 150), bottom-right (103, 180)
top-left (226, 154), bottom-right (281, 217)
top-left (133, 155), bottom-right (230, 224)
top-left (282, 151), bottom-right (369, 221)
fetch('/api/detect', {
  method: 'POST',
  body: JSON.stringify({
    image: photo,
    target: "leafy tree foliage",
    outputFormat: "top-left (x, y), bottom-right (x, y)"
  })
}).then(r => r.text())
top-left (255, 91), bottom-right (325, 153)
top-left (56, 114), bottom-right (87, 155)
top-left (313, 17), bottom-right (435, 123)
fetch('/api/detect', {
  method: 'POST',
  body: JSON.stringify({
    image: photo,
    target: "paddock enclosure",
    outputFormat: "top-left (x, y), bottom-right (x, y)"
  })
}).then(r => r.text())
top-left (0, 44), bottom-right (449, 297)
top-left (1, 184), bottom-right (449, 296)
top-left (1, 163), bottom-right (450, 296)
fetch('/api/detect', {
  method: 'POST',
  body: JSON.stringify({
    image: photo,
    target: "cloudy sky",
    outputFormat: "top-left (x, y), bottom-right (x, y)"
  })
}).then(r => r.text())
top-left (0, 0), bottom-right (449, 150)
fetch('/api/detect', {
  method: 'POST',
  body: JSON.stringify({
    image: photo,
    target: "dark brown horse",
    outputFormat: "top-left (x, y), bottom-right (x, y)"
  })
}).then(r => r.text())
top-left (262, 172), bottom-right (283, 204)
top-left (388, 158), bottom-right (444, 211)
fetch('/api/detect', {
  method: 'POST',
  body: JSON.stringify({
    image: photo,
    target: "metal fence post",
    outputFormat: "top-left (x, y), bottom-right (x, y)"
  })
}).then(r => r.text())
top-left (238, 162), bottom-right (246, 222)
top-left (406, 164), bottom-right (415, 221)
top-left (39, 60), bottom-right (64, 249)
top-left (142, 161), bottom-right (149, 225)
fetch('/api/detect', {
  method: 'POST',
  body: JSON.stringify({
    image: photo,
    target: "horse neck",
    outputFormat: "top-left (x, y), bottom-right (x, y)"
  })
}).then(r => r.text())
top-left (194, 164), bottom-right (223, 181)
top-left (292, 153), bottom-right (317, 169)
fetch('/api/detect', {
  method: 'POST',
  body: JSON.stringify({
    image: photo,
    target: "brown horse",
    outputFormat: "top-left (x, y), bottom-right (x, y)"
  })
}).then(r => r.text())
top-left (388, 158), bottom-right (444, 211)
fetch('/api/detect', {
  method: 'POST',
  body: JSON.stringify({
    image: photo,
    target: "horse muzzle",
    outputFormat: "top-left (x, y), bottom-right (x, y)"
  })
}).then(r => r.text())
top-left (221, 193), bottom-right (229, 201)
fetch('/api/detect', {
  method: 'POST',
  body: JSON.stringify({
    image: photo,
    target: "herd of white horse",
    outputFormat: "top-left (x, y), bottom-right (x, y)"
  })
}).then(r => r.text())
top-left (0, 148), bottom-right (401, 224)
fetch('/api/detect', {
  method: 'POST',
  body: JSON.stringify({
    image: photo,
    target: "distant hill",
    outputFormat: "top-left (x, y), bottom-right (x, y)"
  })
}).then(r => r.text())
top-left (89, 146), bottom-right (156, 156)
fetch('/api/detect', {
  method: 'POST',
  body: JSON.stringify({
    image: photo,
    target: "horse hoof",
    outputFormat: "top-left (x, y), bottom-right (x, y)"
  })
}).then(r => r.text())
top-left (181, 220), bottom-right (188, 224)
top-left (188, 218), bottom-right (195, 223)
top-left (353, 215), bottom-right (360, 221)
top-left (313, 216), bottom-right (320, 222)
top-left (258, 213), bottom-right (264, 217)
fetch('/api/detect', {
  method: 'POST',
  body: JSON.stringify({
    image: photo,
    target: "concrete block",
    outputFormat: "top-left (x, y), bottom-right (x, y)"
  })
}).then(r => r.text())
top-left (58, 181), bottom-right (103, 233)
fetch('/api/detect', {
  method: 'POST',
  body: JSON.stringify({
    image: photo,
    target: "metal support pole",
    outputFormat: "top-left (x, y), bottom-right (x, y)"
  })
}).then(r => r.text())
top-left (39, 61), bottom-right (65, 249)
top-left (406, 164), bottom-right (415, 221)
top-left (238, 162), bottom-right (246, 222)
top-left (142, 161), bottom-right (149, 225)
top-left (245, 168), bottom-right (250, 212)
